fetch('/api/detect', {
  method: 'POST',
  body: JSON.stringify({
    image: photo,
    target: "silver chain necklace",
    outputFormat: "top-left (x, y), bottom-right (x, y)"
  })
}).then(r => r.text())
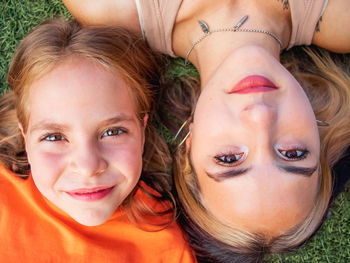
top-left (184, 15), bottom-right (283, 66)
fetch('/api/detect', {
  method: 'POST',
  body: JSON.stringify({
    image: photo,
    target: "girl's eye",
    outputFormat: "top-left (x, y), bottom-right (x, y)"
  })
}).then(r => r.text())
top-left (102, 127), bottom-right (125, 138)
top-left (214, 152), bottom-right (244, 166)
top-left (42, 134), bottom-right (66, 142)
top-left (278, 149), bottom-right (309, 160)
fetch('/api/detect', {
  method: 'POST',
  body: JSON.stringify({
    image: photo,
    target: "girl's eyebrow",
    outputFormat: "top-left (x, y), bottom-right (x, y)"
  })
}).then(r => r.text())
top-left (29, 121), bottom-right (69, 133)
top-left (29, 114), bottom-right (135, 133)
top-left (99, 114), bottom-right (135, 127)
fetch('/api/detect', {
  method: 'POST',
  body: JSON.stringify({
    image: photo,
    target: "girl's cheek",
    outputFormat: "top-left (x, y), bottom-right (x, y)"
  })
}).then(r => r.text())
top-left (39, 150), bottom-right (66, 166)
top-left (105, 141), bottom-right (142, 161)
top-left (103, 142), bottom-right (143, 176)
top-left (29, 150), bottom-right (67, 185)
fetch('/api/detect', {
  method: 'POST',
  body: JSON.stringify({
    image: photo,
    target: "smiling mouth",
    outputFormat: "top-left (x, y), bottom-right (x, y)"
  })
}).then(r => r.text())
top-left (65, 186), bottom-right (114, 201)
top-left (230, 75), bottom-right (278, 94)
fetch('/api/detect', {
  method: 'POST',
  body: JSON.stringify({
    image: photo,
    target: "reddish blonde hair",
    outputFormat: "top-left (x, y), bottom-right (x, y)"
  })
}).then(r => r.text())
top-left (1, 18), bottom-right (173, 226)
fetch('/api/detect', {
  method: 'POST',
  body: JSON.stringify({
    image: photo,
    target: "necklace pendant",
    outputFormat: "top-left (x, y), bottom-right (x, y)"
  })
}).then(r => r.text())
top-left (235, 15), bottom-right (248, 29)
top-left (198, 20), bottom-right (210, 34)
top-left (185, 14), bottom-right (283, 66)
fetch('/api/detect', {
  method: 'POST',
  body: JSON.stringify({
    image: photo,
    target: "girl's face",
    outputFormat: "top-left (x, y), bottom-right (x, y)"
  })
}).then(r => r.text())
top-left (189, 46), bottom-right (320, 236)
top-left (21, 56), bottom-right (147, 226)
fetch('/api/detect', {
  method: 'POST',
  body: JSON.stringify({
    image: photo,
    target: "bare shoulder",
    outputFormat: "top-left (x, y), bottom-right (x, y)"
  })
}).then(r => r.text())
top-left (62, 0), bottom-right (141, 35)
top-left (312, 0), bottom-right (350, 53)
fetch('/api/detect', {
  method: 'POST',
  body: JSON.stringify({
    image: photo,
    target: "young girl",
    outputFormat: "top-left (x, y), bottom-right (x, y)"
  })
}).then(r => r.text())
top-left (62, 0), bottom-right (350, 261)
top-left (0, 18), bottom-right (195, 262)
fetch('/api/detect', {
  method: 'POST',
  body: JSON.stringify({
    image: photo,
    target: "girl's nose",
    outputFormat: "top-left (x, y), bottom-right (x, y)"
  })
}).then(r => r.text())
top-left (69, 141), bottom-right (108, 177)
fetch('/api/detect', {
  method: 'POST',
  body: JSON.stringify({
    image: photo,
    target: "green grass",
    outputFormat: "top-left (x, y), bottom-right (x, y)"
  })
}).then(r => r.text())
top-left (266, 181), bottom-right (350, 263)
top-left (0, 0), bottom-right (70, 95)
top-left (1, 1), bottom-right (349, 262)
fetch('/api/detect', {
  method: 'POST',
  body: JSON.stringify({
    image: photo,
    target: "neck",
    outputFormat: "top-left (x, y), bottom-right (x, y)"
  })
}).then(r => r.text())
top-left (177, 2), bottom-right (291, 87)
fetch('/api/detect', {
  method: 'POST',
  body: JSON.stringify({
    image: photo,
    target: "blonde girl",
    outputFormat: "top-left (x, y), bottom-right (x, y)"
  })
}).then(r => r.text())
top-left (0, 18), bottom-right (195, 262)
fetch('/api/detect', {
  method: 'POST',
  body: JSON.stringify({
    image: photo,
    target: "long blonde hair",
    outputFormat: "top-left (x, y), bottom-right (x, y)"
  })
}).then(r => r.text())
top-left (165, 47), bottom-right (350, 262)
top-left (0, 18), bottom-right (173, 226)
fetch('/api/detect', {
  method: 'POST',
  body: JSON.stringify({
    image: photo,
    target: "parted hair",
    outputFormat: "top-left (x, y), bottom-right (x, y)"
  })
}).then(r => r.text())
top-left (160, 46), bottom-right (350, 262)
top-left (0, 18), bottom-right (173, 226)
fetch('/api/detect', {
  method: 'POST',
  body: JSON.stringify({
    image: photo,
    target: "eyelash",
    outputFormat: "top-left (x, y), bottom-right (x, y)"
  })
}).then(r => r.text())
top-left (278, 148), bottom-right (309, 160)
top-left (40, 133), bottom-right (66, 142)
top-left (39, 127), bottom-right (126, 142)
top-left (101, 127), bottom-right (127, 138)
top-left (214, 147), bottom-right (309, 166)
top-left (214, 152), bottom-right (245, 167)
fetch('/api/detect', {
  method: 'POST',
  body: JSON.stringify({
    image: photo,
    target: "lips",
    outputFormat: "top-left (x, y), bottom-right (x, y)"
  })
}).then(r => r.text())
top-left (230, 75), bottom-right (278, 94)
top-left (65, 186), bottom-right (114, 201)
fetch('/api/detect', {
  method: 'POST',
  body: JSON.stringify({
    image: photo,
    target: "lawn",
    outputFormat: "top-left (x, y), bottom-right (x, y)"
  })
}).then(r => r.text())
top-left (1, 1), bottom-right (349, 262)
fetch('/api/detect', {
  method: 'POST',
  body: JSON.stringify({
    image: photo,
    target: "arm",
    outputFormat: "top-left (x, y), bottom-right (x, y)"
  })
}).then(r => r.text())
top-left (312, 0), bottom-right (350, 53)
top-left (62, 0), bottom-right (142, 36)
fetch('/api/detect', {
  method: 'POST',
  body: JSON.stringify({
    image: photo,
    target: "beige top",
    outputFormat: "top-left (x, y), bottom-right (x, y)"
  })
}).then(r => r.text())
top-left (136, 0), bottom-right (182, 56)
top-left (288, 0), bottom-right (328, 49)
top-left (135, 0), bottom-right (328, 56)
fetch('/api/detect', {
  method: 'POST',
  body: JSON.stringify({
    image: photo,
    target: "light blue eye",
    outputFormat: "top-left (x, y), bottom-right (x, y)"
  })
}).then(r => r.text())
top-left (42, 134), bottom-right (66, 142)
top-left (102, 128), bottom-right (125, 138)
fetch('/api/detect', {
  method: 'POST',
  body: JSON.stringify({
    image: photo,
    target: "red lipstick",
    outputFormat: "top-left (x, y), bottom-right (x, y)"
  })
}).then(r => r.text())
top-left (230, 75), bottom-right (278, 94)
top-left (66, 186), bottom-right (114, 201)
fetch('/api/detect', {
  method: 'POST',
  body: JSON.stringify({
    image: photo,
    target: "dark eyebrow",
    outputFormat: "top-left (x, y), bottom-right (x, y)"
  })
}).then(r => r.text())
top-left (206, 167), bottom-right (252, 182)
top-left (277, 164), bottom-right (318, 177)
top-left (206, 163), bottom-right (318, 182)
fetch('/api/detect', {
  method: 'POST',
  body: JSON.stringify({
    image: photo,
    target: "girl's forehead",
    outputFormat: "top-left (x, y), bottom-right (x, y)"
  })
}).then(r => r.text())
top-left (25, 57), bottom-right (139, 130)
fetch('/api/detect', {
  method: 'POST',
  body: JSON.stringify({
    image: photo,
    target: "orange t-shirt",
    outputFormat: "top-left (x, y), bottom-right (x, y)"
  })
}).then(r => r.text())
top-left (0, 165), bottom-right (196, 262)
